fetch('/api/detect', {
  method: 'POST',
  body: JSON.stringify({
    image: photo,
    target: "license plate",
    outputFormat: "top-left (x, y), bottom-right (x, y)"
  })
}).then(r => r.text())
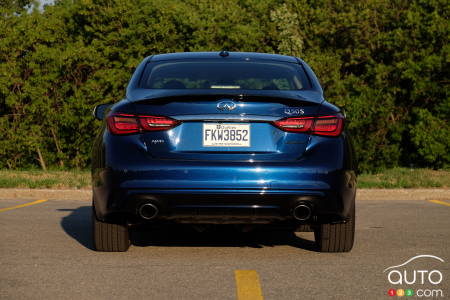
top-left (203, 123), bottom-right (250, 147)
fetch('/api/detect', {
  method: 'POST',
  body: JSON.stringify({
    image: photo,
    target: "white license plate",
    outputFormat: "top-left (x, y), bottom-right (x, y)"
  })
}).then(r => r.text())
top-left (203, 123), bottom-right (250, 147)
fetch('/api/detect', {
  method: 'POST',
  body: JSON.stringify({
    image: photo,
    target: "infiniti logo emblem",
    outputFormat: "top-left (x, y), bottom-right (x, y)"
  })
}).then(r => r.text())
top-left (217, 100), bottom-right (237, 111)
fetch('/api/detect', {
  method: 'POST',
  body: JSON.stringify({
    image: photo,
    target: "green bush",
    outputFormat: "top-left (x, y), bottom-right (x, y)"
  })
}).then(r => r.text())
top-left (0, 0), bottom-right (448, 172)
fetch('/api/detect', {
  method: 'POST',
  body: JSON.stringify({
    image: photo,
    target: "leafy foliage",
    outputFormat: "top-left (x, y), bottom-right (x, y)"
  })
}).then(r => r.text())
top-left (0, 0), bottom-right (448, 171)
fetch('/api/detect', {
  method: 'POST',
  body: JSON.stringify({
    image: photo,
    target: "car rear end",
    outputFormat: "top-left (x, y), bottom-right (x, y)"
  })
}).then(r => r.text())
top-left (91, 52), bottom-right (357, 252)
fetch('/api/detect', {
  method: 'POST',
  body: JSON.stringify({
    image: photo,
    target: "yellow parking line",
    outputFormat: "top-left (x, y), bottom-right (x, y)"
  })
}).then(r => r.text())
top-left (429, 200), bottom-right (450, 207)
top-left (235, 270), bottom-right (264, 300)
top-left (0, 199), bottom-right (48, 213)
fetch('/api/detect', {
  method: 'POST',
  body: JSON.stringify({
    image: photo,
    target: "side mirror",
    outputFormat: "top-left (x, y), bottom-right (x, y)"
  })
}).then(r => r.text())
top-left (93, 103), bottom-right (113, 120)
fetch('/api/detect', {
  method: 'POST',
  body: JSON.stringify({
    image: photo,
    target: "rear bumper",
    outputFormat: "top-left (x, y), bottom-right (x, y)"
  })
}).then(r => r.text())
top-left (92, 163), bottom-right (356, 224)
top-left (98, 190), bottom-right (344, 224)
top-left (92, 132), bottom-right (357, 224)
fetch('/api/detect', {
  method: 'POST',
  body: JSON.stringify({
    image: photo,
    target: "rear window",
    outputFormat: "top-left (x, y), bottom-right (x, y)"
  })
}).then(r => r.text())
top-left (139, 60), bottom-right (311, 90)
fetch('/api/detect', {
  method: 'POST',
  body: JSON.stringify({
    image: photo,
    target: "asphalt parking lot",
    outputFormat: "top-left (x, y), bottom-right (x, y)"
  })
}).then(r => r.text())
top-left (0, 195), bottom-right (449, 299)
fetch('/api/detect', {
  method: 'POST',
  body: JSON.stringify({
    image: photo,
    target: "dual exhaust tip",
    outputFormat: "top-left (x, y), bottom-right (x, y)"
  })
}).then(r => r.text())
top-left (138, 203), bottom-right (159, 220)
top-left (293, 203), bottom-right (312, 221)
top-left (139, 202), bottom-right (312, 221)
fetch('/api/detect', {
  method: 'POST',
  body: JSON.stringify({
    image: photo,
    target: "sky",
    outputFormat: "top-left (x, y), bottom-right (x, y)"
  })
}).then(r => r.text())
top-left (39, 0), bottom-right (55, 10)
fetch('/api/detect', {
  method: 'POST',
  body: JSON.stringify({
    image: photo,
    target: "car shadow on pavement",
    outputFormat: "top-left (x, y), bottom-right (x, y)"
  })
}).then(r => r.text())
top-left (131, 225), bottom-right (318, 252)
top-left (59, 206), bottom-right (317, 252)
top-left (59, 206), bottom-right (94, 250)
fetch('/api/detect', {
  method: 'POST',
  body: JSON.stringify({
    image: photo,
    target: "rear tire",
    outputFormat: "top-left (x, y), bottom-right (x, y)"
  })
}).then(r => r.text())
top-left (92, 208), bottom-right (130, 252)
top-left (314, 202), bottom-right (355, 252)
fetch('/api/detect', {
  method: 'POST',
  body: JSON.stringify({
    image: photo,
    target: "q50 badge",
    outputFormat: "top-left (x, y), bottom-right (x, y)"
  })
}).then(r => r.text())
top-left (284, 108), bottom-right (305, 115)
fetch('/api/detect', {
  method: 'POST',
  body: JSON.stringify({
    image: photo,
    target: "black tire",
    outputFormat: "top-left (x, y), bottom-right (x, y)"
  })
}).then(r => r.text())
top-left (314, 202), bottom-right (355, 252)
top-left (92, 208), bottom-right (130, 252)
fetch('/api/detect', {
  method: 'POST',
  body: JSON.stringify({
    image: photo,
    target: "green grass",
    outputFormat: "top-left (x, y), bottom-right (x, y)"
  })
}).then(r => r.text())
top-left (0, 169), bottom-right (90, 189)
top-left (0, 168), bottom-right (449, 189)
top-left (358, 168), bottom-right (450, 188)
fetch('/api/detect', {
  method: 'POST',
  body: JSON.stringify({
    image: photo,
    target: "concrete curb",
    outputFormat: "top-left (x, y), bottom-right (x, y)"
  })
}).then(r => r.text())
top-left (1, 188), bottom-right (449, 201)
top-left (0, 188), bottom-right (92, 201)
top-left (356, 188), bottom-right (450, 201)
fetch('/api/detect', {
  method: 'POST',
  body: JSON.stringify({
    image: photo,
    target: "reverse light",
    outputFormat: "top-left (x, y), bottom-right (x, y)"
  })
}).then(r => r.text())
top-left (107, 113), bottom-right (179, 135)
top-left (273, 115), bottom-right (343, 137)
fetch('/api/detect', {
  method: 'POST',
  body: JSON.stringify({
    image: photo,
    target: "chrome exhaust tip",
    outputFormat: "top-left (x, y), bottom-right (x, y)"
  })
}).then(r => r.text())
top-left (293, 204), bottom-right (312, 221)
top-left (138, 203), bottom-right (159, 220)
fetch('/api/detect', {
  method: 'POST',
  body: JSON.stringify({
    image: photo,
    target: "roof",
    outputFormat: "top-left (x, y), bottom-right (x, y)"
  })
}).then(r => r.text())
top-left (149, 52), bottom-right (299, 63)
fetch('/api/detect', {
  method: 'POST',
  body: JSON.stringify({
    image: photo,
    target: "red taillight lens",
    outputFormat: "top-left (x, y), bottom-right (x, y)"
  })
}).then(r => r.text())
top-left (107, 114), bottom-right (139, 135)
top-left (273, 115), bottom-right (343, 137)
top-left (313, 116), bottom-right (343, 136)
top-left (107, 113), bottom-right (179, 135)
top-left (272, 117), bottom-right (314, 133)
top-left (139, 116), bottom-right (179, 131)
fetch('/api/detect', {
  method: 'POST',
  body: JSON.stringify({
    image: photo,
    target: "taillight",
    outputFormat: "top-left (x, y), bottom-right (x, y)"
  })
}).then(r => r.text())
top-left (313, 116), bottom-right (343, 136)
top-left (272, 117), bottom-right (314, 133)
top-left (139, 116), bottom-right (179, 131)
top-left (107, 114), bottom-right (140, 135)
top-left (273, 115), bottom-right (343, 137)
top-left (107, 113), bottom-right (179, 135)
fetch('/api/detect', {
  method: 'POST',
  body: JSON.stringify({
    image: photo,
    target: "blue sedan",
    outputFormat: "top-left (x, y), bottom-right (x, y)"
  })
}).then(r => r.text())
top-left (91, 51), bottom-right (357, 252)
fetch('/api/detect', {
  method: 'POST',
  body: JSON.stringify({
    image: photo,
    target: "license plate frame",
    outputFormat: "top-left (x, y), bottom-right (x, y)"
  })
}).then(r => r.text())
top-left (202, 123), bottom-right (250, 147)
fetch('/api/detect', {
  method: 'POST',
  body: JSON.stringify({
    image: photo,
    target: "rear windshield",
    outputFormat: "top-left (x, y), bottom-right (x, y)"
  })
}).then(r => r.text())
top-left (139, 60), bottom-right (311, 90)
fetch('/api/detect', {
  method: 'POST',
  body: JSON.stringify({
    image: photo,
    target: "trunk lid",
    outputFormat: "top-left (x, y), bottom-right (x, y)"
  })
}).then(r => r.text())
top-left (128, 91), bottom-right (323, 162)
